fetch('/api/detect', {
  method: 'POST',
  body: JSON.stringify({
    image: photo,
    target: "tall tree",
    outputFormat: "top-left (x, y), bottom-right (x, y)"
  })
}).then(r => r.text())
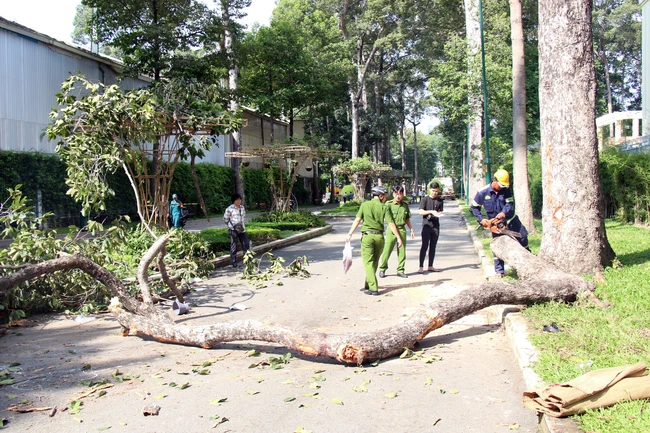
top-left (464, 0), bottom-right (486, 198)
top-left (218, 0), bottom-right (251, 202)
top-left (510, 0), bottom-right (535, 233)
top-left (82, 0), bottom-right (214, 80)
top-left (538, 0), bottom-right (615, 274)
top-left (592, 0), bottom-right (641, 131)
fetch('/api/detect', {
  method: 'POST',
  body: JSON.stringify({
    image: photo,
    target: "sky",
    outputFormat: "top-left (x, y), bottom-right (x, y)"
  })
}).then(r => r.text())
top-left (0, 0), bottom-right (437, 133)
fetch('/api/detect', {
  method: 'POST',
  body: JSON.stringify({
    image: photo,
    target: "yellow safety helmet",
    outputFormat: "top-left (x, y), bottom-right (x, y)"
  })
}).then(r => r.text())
top-left (494, 169), bottom-right (510, 188)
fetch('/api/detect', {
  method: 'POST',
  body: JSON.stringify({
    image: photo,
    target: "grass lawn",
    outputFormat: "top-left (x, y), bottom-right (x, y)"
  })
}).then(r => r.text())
top-left (462, 204), bottom-right (650, 432)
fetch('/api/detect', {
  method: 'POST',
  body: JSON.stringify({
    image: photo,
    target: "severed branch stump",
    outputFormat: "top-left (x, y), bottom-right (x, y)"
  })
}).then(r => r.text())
top-left (0, 234), bottom-right (594, 365)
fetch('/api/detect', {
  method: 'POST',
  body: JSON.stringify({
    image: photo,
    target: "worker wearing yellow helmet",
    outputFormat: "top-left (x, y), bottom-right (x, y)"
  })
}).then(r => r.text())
top-left (470, 169), bottom-right (529, 278)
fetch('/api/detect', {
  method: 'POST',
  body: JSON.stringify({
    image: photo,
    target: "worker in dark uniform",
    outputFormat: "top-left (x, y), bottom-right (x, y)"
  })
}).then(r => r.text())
top-left (470, 169), bottom-right (529, 278)
top-left (379, 185), bottom-right (415, 278)
top-left (345, 185), bottom-right (402, 295)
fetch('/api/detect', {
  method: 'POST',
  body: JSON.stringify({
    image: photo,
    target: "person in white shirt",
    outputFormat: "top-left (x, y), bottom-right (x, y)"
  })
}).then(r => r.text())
top-left (223, 193), bottom-right (250, 268)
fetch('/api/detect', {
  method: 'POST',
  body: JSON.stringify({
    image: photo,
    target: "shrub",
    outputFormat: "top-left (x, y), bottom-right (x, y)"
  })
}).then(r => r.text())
top-left (200, 227), bottom-right (283, 253)
top-left (251, 210), bottom-right (326, 228)
top-left (248, 221), bottom-right (311, 231)
top-left (242, 168), bottom-right (271, 209)
top-left (170, 163), bottom-right (234, 215)
top-left (321, 202), bottom-right (360, 215)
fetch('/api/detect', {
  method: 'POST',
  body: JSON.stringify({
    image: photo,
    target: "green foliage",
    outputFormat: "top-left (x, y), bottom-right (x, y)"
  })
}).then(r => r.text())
top-left (0, 188), bottom-right (214, 315)
top-left (171, 163), bottom-right (235, 214)
top-left (523, 221), bottom-right (650, 432)
top-left (321, 202), bottom-right (361, 215)
top-left (82, 0), bottom-right (218, 80)
top-left (251, 210), bottom-right (326, 228)
top-left (242, 168), bottom-right (272, 208)
top-left (593, 0), bottom-right (642, 113)
top-left (0, 151), bottom-right (237, 225)
top-left (248, 222), bottom-right (311, 231)
top-left (0, 151), bottom-right (78, 220)
top-left (599, 149), bottom-right (650, 225)
top-left (199, 227), bottom-right (283, 254)
top-left (241, 250), bottom-right (310, 288)
top-left (46, 74), bottom-right (242, 221)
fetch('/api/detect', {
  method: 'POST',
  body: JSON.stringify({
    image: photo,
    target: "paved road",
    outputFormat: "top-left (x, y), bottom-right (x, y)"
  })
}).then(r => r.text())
top-left (0, 200), bottom-right (538, 433)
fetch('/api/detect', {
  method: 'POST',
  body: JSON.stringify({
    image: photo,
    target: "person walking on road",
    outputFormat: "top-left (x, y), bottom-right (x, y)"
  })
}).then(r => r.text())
top-left (470, 169), bottom-right (529, 278)
top-left (169, 194), bottom-right (184, 228)
top-left (223, 193), bottom-right (250, 268)
top-left (379, 186), bottom-right (415, 278)
top-left (418, 182), bottom-right (444, 274)
top-left (345, 185), bottom-right (402, 296)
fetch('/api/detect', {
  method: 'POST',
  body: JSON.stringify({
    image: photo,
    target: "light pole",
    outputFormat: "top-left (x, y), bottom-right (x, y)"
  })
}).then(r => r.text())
top-left (479, 0), bottom-right (492, 183)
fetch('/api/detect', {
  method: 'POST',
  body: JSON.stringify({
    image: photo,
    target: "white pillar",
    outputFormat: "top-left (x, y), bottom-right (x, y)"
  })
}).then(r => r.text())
top-left (642, 0), bottom-right (650, 135)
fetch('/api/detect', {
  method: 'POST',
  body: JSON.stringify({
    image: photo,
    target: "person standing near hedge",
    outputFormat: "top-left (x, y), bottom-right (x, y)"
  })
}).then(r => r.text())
top-left (378, 185), bottom-right (415, 278)
top-left (223, 193), bottom-right (249, 268)
top-left (169, 194), bottom-right (183, 228)
top-left (345, 185), bottom-right (402, 296)
top-left (418, 182), bottom-right (444, 274)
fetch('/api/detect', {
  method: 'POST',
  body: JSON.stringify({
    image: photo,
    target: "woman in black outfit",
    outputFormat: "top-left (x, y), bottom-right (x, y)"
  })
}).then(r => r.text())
top-left (418, 182), bottom-right (444, 274)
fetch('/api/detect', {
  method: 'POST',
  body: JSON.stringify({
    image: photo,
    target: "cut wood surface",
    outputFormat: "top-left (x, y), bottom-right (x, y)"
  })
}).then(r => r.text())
top-left (0, 233), bottom-right (594, 365)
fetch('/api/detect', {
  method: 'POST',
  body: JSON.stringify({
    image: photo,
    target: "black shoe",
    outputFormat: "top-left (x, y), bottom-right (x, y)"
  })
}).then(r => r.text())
top-left (378, 271), bottom-right (386, 278)
top-left (397, 272), bottom-right (408, 278)
top-left (363, 289), bottom-right (379, 296)
top-left (232, 263), bottom-right (239, 269)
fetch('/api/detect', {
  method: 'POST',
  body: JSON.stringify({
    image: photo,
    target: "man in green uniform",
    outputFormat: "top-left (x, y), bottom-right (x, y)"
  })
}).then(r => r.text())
top-left (345, 185), bottom-right (402, 295)
top-left (378, 185), bottom-right (415, 278)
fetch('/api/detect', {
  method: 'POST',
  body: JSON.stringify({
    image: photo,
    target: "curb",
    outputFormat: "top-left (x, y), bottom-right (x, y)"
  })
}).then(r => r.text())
top-left (458, 202), bottom-right (583, 433)
top-left (209, 224), bottom-right (334, 268)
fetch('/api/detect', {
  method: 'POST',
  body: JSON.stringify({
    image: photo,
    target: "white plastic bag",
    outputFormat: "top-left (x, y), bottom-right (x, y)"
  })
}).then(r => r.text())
top-left (342, 241), bottom-right (353, 274)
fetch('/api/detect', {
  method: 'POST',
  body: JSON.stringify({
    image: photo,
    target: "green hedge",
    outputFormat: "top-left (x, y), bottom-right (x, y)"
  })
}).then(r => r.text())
top-left (200, 227), bottom-right (282, 253)
top-left (600, 149), bottom-right (650, 224)
top-left (251, 210), bottom-right (326, 228)
top-left (242, 168), bottom-right (271, 209)
top-left (248, 221), bottom-right (310, 231)
top-left (0, 151), bottom-right (136, 224)
top-left (170, 163), bottom-right (235, 215)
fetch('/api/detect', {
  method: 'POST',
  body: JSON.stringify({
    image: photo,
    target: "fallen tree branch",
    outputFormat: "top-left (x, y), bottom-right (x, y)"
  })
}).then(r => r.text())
top-left (137, 234), bottom-right (171, 306)
top-left (0, 232), bottom-right (595, 365)
top-left (157, 243), bottom-right (184, 303)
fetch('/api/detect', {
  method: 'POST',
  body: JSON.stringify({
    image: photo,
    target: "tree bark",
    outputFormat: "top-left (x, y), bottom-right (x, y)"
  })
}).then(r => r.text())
top-left (538, 0), bottom-right (615, 275)
top-left (464, 0), bottom-right (486, 199)
top-left (410, 120), bottom-right (420, 195)
top-left (0, 235), bottom-right (593, 365)
top-left (224, 8), bottom-right (245, 203)
top-left (510, 0), bottom-right (536, 234)
top-left (190, 154), bottom-right (210, 222)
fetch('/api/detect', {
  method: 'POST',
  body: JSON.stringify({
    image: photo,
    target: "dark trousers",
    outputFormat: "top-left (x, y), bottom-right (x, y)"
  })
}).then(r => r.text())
top-left (419, 224), bottom-right (440, 267)
top-left (492, 216), bottom-right (529, 274)
top-left (229, 230), bottom-right (250, 265)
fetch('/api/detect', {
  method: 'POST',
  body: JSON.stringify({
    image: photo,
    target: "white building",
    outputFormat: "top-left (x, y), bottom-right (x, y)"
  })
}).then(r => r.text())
top-left (0, 17), bottom-right (150, 154)
top-left (0, 16), bottom-right (311, 177)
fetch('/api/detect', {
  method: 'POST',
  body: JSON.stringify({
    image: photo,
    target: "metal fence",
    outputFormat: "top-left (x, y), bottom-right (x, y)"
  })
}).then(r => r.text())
top-left (615, 136), bottom-right (650, 154)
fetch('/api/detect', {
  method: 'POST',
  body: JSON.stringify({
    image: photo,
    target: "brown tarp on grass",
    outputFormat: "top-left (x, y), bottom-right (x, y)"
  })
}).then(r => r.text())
top-left (523, 362), bottom-right (650, 417)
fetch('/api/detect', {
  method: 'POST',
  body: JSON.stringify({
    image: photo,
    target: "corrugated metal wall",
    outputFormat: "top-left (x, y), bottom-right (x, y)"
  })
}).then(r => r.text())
top-left (0, 26), bottom-right (147, 153)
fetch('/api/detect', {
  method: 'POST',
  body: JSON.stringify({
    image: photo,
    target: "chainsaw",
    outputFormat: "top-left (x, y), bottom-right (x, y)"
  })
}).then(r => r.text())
top-left (480, 218), bottom-right (522, 239)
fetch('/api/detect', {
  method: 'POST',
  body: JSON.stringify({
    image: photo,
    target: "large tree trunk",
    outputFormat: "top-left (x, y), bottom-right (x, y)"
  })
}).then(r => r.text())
top-left (349, 85), bottom-right (360, 158)
top-left (465, 0), bottom-right (486, 199)
top-left (411, 121), bottom-right (419, 194)
top-left (225, 12), bottom-right (245, 203)
top-left (0, 236), bottom-right (593, 365)
top-left (400, 122), bottom-right (407, 172)
top-left (510, 0), bottom-right (535, 234)
top-left (190, 155), bottom-right (210, 222)
top-left (538, 0), bottom-right (615, 275)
